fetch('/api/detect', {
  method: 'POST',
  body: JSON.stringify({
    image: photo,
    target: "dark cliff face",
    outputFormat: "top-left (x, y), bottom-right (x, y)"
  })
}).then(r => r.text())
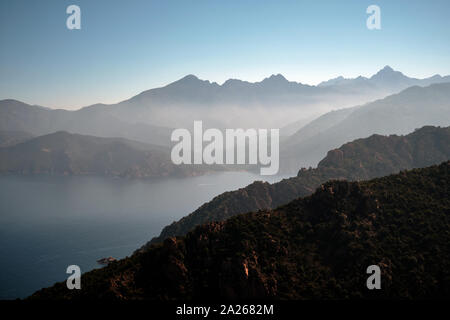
top-left (30, 161), bottom-right (450, 300)
top-left (147, 126), bottom-right (450, 246)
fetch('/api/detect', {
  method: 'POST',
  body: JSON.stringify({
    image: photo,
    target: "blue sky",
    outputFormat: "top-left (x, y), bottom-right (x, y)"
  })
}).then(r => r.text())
top-left (1, 0), bottom-right (449, 109)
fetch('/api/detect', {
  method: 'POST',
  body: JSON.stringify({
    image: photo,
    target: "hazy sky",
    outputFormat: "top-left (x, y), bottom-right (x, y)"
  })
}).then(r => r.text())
top-left (1, 0), bottom-right (449, 109)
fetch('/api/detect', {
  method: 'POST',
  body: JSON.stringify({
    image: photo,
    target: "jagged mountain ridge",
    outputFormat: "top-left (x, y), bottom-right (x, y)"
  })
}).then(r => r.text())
top-left (318, 66), bottom-right (449, 89)
top-left (3, 66), bottom-right (449, 136)
top-left (103, 66), bottom-right (450, 129)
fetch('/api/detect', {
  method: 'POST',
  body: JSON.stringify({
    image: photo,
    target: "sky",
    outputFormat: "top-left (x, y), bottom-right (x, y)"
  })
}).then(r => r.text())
top-left (1, 0), bottom-right (449, 109)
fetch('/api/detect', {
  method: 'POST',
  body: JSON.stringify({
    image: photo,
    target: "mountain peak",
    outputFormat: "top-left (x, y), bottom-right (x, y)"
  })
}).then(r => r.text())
top-left (268, 74), bottom-right (287, 81)
top-left (261, 74), bottom-right (289, 84)
top-left (381, 65), bottom-right (394, 72)
top-left (370, 65), bottom-right (407, 81)
top-left (166, 74), bottom-right (218, 88)
top-left (178, 74), bottom-right (200, 82)
top-left (373, 65), bottom-right (400, 76)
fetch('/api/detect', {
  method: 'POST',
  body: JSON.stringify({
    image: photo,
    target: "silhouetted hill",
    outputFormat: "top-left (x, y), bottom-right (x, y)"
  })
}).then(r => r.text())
top-left (0, 131), bottom-right (222, 178)
top-left (30, 161), bottom-right (450, 299)
top-left (147, 126), bottom-right (450, 245)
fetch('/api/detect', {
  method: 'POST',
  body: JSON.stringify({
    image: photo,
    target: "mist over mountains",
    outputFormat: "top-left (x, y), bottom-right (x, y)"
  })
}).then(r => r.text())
top-left (2, 66), bottom-right (449, 142)
top-left (1, 66), bottom-right (450, 177)
top-left (90, 66), bottom-right (450, 130)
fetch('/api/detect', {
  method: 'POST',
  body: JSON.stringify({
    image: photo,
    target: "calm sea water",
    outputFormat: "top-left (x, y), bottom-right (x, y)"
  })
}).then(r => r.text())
top-left (0, 172), bottom-right (288, 299)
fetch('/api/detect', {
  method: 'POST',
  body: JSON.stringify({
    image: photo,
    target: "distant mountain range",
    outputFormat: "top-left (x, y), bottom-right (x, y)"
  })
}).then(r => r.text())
top-left (146, 125), bottom-right (450, 246)
top-left (318, 65), bottom-right (450, 90)
top-left (30, 161), bottom-right (450, 299)
top-left (281, 82), bottom-right (450, 172)
top-left (0, 131), bottom-right (223, 178)
top-left (2, 66), bottom-right (449, 141)
top-left (89, 66), bottom-right (450, 130)
top-left (1, 68), bottom-right (449, 177)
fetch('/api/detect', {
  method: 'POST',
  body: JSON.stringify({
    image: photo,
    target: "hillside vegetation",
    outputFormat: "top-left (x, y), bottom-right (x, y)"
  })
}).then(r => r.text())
top-left (30, 161), bottom-right (450, 299)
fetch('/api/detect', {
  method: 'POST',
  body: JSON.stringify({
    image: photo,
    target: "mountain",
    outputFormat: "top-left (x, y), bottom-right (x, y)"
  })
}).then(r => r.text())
top-left (2, 67), bottom-right (449, 145)
top-left (0, 130), bottom-right (34, 147)
top-left (0, 99), bottom-right (172, 146)
top-left (281, 82), bottom-right (450, 172)
top-left (145, 125), bottom-right (450, 246)
top-left (30, 161), bottom-right (450, 299)
top-left (318, 65), bottom-right (450, 91)
top-left (0, 131), bottom-right (222, 178)
top-left (77, 66), bottom-right (450, 130)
